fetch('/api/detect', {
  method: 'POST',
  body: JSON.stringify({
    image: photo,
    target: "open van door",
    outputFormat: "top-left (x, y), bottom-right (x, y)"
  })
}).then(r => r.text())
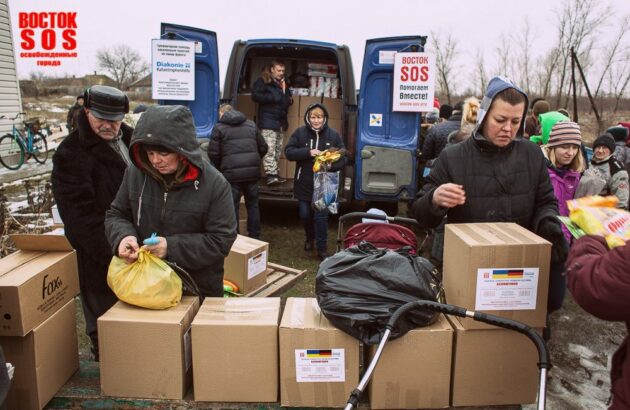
top-left (355, 36), bottom-right (425, 201)
top-left (159, 23), bottom-right (220, 138)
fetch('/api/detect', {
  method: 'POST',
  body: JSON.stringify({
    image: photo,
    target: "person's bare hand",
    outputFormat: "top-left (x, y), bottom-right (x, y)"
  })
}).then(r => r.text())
top-left (310, 149), bottom-right (321, 157)
top-left (432, 183), bottom-right (466, 208)
top-left (144, 236), bottom-right (168, 259)
top-left (118, 236), bottom-right (139, 264)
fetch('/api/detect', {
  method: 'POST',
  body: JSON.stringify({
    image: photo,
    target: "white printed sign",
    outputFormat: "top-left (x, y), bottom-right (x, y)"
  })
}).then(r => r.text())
top-left (475, 268), bottom-right (539, 310)
top-left (247, 250), bottom-right (267, 279)
top-left (152, 39), bottom-right (195, 100)
top-left (295, 349), bottom-right (345, 382)
top-left (392, 52), bottom-right (436, 112)
top-left (379, 50), bottom-right (396, 65)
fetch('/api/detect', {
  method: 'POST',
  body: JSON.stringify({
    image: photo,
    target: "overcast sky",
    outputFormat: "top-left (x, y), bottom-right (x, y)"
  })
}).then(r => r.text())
top-left (8, 0), bottom-right (630, 86)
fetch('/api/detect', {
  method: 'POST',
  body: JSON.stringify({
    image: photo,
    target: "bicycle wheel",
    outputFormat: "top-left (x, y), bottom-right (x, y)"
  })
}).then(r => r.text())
top-left (30, 132), bottom-right (48, 164)
top-left (0, 134), bottom-right (25, 170)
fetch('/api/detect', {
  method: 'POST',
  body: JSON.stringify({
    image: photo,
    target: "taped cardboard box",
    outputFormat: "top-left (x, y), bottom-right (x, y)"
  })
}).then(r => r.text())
top-left (1, 299), bottom-right (79, 410)
top-left (192, 297), bottom-right (280, 402)
top-left (298, 96), bottom-right (323, 119)
top-left (368, 314), bottom-right (453, 409)
top-left (224, 235), bottom-right (269, 294)
top-left (450, 318), bottom-right (540, 407)
top-left (98, 296), bottom-right (200, 399)
top-left (236, 93), bottom-right (257, 122)
top-left (279, 297), bottom-right (359, 408)
top-left (0, 234), bottom-right (79, 336)
top-left (443, 223), bottom-right (550, 329)
top-left (322, 97), bottom-right (342, 120)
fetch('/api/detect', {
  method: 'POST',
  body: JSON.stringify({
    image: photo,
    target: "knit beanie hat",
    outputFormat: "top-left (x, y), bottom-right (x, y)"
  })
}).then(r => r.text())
top-left (593, 133), bottom-right (616, 153)
top-left (606, 125), bottom-right (629, 143)
top-left (547, 121), bottom-right (581, 148)
top-left (439, 104), bottom-right (453, 120)
top-left (532, 100), bottom-right (550, 116)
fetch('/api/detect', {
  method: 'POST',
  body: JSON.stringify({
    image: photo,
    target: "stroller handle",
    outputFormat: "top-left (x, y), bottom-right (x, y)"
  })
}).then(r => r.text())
top-left (387, 300), bottom-right (550, 369)
top-left (338, 212), bottom-right (420, 227)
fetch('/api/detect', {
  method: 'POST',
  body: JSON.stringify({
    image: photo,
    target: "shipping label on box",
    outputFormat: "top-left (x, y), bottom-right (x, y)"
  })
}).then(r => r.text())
top-left (247, 249), bottom-right (267, 280)
top-left (475, 267), bottom-right (539, 310)
top-left (0, 234), bottom-right (79, 336)
top-left (295, 348), bottom-right (345, 382)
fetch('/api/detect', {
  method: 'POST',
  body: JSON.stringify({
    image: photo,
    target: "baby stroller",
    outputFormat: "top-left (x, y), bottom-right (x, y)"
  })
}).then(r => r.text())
top-left (336, 211), bottom-right (429, 253)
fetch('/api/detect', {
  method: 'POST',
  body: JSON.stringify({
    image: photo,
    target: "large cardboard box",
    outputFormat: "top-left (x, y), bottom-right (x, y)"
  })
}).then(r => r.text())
top-left (236, 93), bottom-right (257, 122)
top-left (443, 223), bottom-right (551, 329)
top-left (224, 235), bottom-right (269, 294)
top-left (1, 299), bottom-right (79, 410)
top-left (0, 234), bottom-right (79, 336)
top-left (98, 296), bottom-right (200, 399)
top-left (450, 318), bottom-right (540, 406)
top-left (327, 119), bottom-right (343, 135)
top-left (322, 97), bottom-right (343, 120)
top-left (298, 96), bottom-right (323, 119)
top-left (279, 298), bottom-right (359, 408)
top-left (192, 297), bottom-right (280, 402)
top-left (368, 314), bottom-right (453, 409)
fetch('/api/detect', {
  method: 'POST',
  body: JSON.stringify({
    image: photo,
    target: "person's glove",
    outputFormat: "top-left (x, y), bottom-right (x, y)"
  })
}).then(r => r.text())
top-left (537, 217), bottom-right (569, 264)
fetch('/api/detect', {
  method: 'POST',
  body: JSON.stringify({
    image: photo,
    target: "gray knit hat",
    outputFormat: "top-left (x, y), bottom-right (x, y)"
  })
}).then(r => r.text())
top-left (547, 121), bottom-right (582, 148)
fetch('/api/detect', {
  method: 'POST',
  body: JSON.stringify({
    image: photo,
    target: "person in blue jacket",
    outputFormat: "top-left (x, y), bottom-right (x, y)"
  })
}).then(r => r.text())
top-left (285, 103), bottom-right (346, 260)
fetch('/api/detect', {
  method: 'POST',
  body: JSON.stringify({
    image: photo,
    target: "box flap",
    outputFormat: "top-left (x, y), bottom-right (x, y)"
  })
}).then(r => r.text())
top-left (0, 250), bottom-right (43, 278)
top-left (193, 297), bottom-right (280, 325)
top-left (230, 234), bottom-right (269, 253)
top-left (447, 223), bottom-right (550, 247)
top-left (280, 298), bottom-right (333, 329)
top-left (99, 297), bottom-right (198, 324)
top-left (9, 234), bottom-right (74, 252)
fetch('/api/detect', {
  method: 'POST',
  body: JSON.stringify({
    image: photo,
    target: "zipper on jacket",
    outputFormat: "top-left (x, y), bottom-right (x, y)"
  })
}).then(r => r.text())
top-left (297, 166), bottom-right (301, 180)
top-left (161, 192), bottom-right (168, 224)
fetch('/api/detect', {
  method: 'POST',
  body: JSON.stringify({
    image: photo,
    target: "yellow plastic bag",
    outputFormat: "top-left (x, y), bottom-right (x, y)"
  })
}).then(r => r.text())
top-left (107, 248), bottom-right (182, 309)
top-left (567, 196), bottom-right (630, 248)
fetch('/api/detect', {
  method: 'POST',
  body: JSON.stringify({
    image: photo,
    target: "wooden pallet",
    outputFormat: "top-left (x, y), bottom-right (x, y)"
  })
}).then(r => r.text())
top-left (245, 262), bottom-right (307, 297)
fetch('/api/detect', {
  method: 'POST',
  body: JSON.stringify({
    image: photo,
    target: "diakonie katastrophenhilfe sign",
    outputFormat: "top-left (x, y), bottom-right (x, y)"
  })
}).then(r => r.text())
top-left (392, 52), bottom-right (436, 112)
top-left (151, 39), bottom-right (195, 101)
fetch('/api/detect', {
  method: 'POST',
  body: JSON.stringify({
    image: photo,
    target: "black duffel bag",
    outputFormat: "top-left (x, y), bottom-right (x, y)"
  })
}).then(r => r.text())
top-left (316, 242), bottom-right (443, 345)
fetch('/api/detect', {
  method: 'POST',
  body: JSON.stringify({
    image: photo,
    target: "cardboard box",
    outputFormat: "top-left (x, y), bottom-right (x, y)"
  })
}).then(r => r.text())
top-left (224, 235), bottom-right (269, 294)
top-left (285, 159), bottom-right (296, 179)
top-left (98, 296), bottom-right (200, 399)
top-left (279, 298), bottom-right (359, 408)
top-left (283, 116), bottom-right (301, 148)
top-left (192, 297), bottom-right (280, 402)
top-left (368, 314), bottom-right (453, 409)
top-left (236, 93), bottom-right (257, 121)
top-left (450, 318), bottom-right (540, 406)
top-left (298, 96), bottom-right (323, 119)
top-left (327, 119), bottom-right (342, 135)
top-left (322, 97), bottom-right (342, 120)
top-left (1, 299), bottom-right (79, 410)
top-left (0, 234), bottom-right (79, 336)
top-left (287, 96), bottom-right (300, 118)
top-left (443, 223), bottom-right (551, 329)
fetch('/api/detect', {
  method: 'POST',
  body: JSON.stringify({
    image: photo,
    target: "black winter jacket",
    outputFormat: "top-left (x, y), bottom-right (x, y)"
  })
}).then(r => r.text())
top-left (251, 77), bottom-right (292, 131)
top-left (285, 104), bottom-right (346, 201)
top-left (421, 113), bottom-right (462, 161)
top-left (412, 135), bottom-right (559, 233)
top-left (52, 110), bottom-right (133, 289)
top-left (105, 106), bottom-right (237, 297)
top-left (207, 110), bottom-right (268, 183)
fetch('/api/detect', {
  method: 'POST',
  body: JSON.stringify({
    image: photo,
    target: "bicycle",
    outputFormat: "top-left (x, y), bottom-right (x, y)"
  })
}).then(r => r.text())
top-left (0, 112), bottom-right (49, 170)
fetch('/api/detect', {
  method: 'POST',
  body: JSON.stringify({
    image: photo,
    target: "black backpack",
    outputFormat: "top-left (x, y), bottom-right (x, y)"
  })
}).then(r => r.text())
top-left (316, 242), bottom-right (444, 345)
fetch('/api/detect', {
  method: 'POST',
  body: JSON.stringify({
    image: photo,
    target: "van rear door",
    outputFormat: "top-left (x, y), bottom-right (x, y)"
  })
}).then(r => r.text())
top-left (159, 23), bottom-right (220, 138)
top-left (356, 36), bottom-right (424, 201)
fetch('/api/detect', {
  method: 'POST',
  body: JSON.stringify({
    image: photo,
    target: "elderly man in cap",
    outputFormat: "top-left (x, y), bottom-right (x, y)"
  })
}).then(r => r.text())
top-left (52, 85), bottom-right (132, 361)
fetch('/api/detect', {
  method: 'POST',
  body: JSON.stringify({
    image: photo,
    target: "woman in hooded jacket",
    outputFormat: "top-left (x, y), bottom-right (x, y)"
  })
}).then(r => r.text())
top-left (104, 105), bottom-right (237, 297)
top-left (285, 103), bottom-right (347, 260)
top-left (543, 121), bottom-right (585, 245)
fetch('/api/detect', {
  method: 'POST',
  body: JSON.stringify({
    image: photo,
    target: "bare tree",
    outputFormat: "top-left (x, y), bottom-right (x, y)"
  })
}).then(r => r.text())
top-left (430, 31), bottom-right (459, 104)
top-left (473, 48), bottom-right (488, 97)
top-left (96, 45), bottom-right (149, 90)
top-left (494, 34), bottom-right (515, 80)
top-left (592, 15), bottom-right (630, 110)
top-left (608, 52), bottom-right (630, 112)
top-left (515, 18), bottom-right (535, 95)
top-left (551, 0), bottom-right (612, 107)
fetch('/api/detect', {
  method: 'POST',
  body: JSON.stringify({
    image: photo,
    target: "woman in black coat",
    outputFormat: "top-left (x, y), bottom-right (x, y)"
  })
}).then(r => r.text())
top-left (285, 103), bottom-right (346, 260)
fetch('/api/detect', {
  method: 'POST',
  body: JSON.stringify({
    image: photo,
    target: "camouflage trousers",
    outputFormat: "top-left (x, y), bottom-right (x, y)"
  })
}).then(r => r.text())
top-left (261, 129), bottom-right (284, 176)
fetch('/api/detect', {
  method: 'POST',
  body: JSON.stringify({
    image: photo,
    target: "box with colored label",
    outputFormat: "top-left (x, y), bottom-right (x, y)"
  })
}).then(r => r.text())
top-left (443, 223), bottom-right (551, 329)
top-left (224, 235), bottom-right (269, 294)
top-left (279, 297), bottom-right (359, 407)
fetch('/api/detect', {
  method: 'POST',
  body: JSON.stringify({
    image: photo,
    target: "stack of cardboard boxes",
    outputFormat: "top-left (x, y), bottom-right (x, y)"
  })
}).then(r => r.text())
top-left (0, 233), bottom-right (80, 410)
top-left (443, 222), bottom-right (550, 406)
